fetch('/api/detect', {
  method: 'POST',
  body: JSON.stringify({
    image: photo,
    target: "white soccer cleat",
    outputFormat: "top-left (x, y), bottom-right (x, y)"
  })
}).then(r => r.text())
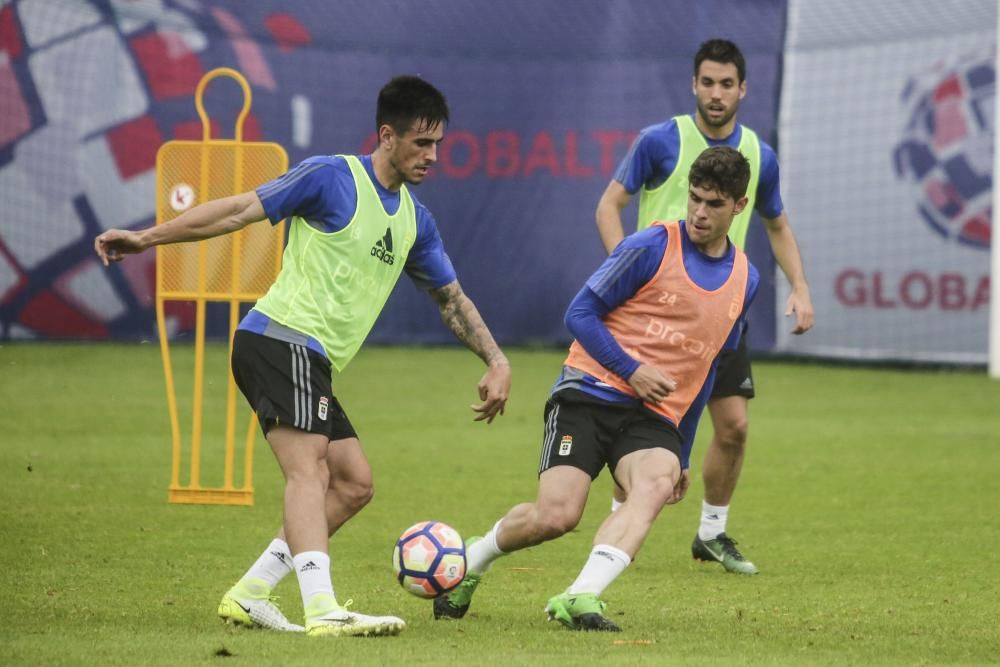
top-left (305, 599), bottom-right (406, 637)
top-left (218, 580), bottom-right (305, 632)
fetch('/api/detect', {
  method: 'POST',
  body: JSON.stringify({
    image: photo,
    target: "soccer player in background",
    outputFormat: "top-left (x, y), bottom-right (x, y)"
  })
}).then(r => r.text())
top-left (434, 146), bottom-right (759, 631)
top-left (94, 75), bottom-right (511, 637)
top-left (595, 38), bottom-right (814, 574)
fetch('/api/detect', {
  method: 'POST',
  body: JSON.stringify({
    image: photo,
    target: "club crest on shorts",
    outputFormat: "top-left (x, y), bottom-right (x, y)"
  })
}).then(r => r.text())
top-left (318, 396), bottom-right (329, 420)
top-left (559, 435), bottom-right (573, 456)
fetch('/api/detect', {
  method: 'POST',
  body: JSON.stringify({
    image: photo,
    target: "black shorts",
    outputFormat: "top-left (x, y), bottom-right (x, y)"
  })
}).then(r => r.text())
top-left (231, 330), bottom-right (357, 440)
top-left (537, 389), bottom-right (682, 481)
top-left (711, 329), bottom-right (755, 399)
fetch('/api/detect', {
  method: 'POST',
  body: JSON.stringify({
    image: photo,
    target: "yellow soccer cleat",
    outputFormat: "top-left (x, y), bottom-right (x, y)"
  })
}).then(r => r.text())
top-left (305, 594), bottom-right (405, 637)
top-left (218, 577), bottom-right (304, 632)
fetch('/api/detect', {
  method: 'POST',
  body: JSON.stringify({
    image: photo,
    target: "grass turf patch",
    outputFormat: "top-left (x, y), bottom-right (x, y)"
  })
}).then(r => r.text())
top-left (2, 343), bottom-right (998, 665)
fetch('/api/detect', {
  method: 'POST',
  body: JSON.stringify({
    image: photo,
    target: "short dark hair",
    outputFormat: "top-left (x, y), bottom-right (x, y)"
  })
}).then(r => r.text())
top-left (688, 146), bottom-right (751, 202)
top-left (694, 39), bottom-right (746, 83)
top-left (376, 75), bottom-right (449, 135)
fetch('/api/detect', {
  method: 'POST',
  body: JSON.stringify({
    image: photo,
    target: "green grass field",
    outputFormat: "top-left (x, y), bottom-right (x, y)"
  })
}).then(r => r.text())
top-left (2, 343), bottom-right (999, 666)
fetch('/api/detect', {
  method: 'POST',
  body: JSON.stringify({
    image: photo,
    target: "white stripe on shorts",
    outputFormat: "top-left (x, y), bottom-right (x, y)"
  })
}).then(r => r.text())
top-left (537, 402), bottom-right (560, 474)
top-left (290, 344), bottom-right (313, 430)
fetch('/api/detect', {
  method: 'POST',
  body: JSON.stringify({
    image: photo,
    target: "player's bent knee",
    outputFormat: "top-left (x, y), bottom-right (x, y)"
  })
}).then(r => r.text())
top-left (717, 418), bottom-right (749, 449)
top-left (632, 473), bottom-right (675, 509)
top-left (336, 478), bottom-right (374, 512)
top-left (286, 458), bottom-right (331, 488)
top-left (536, 508), bottom-right (580, 541)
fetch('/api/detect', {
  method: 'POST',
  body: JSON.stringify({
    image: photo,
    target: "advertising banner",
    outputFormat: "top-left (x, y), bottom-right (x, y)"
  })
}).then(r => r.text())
top-left (0, 0), bottom-right (785, 346)
top-left (778, 0), bottom-right (995, 362)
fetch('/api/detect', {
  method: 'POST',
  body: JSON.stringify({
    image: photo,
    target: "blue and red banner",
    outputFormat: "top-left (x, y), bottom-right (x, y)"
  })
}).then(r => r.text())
top-left (0, 0), bottom-right (785, 348)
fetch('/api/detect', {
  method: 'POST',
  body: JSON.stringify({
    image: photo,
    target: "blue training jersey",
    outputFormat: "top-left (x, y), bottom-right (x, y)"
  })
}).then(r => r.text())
top-left (237, 154), bottom-right (458, 355)
top-left (555, 222), bottom-right (760, 467)
top-left (615, 115), bottom-right (784, 219)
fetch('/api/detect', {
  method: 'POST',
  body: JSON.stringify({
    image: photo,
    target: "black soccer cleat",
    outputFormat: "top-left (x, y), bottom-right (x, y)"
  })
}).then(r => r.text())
top-left (433, 572), bottom-right (481, 620)
top-left (691, 532), bottom-right (759, 574)
top-left (574, 612), bottom-right (622, 632)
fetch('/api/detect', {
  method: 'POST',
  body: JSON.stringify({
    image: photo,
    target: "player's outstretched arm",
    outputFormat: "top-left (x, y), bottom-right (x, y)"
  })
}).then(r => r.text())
top-left (429, 280), bottom-right (511, 423)
top-left (762, 211), bottom-right (815, 334)
top-left (595, 180), bottom-right (633, 255)
top-left (94, 191), bottom-right (267, 266)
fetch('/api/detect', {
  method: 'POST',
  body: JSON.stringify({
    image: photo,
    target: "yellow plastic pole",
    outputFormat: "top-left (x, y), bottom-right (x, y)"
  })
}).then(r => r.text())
top-left (188, 128), bottom-right (212, 490)
top-left (223, 84), bottom-right (252, 491)
top-left (158, 288), bottom-right (184, 492)
top-left (156, 67), bottom-right (285, 506)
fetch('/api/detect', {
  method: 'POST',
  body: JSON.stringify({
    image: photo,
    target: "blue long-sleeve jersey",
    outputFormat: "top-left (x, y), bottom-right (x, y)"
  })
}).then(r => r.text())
top-left (552, 222), bottom-right (759, 468)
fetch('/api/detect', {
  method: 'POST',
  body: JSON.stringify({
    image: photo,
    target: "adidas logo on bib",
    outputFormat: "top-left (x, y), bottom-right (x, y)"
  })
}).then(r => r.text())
top-left (371, 227), bottom-right (395, 265)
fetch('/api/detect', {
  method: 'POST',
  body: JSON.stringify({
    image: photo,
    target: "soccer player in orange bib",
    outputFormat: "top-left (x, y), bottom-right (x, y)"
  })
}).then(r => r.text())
top-left (433, 146), bottom-right (760, 632)
top-left (597, 39), bottom-right (814, 573)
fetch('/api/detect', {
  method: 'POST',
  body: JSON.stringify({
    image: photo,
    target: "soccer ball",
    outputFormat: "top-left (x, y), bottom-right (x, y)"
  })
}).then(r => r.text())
top-left (392, 521), bottom-right (466, 598)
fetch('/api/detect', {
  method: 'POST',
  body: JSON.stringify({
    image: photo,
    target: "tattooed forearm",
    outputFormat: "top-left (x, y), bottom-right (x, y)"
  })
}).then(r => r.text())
top-left (431, 281), bottom-right (508, 366)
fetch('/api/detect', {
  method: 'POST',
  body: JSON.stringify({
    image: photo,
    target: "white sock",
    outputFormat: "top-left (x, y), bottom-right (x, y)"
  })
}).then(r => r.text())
top-left (610, 497), bottom-right (623, 513)
top-left (567, 544), bottom-right (631, 596)
top-left (467, 519), bottom-right (507, 575)
top-left (698, 501), bottom-right (729, 541)
top-left (240, 539), bottom-right (293, 590)
top-left (293, 551), bottom-right (335, 612)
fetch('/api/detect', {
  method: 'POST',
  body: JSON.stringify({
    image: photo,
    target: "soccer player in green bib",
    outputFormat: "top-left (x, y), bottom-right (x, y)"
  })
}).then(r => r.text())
top-left (95, 76), bottom-right (511, 636)
top-left (595, 39), bottom-right (814, 574)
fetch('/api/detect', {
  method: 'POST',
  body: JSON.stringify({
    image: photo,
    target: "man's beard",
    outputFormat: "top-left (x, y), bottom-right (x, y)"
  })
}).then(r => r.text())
top-left (696, 98), bottom-right (740, 128)
top-left (390, 156), bottom-right (425, 186)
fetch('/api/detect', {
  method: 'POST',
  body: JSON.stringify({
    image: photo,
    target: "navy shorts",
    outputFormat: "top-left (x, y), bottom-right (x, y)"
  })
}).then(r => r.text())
top-left (711, 330), bottom-right (755, 399)
top-left (231, 330), bottom-right (357, 440)
top-left (537, 389), bottom-right (681, 482)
